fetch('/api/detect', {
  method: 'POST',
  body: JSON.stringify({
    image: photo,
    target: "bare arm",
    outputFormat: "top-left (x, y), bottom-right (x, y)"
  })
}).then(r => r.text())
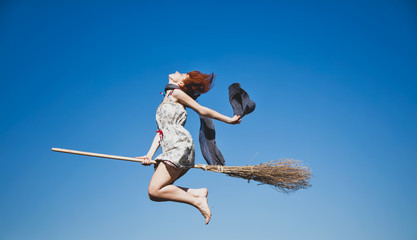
top-left (146, 133), bottom-right (161, 158)
top-left (136, 133), bottom-right (160, 165)
top-left (172, 89), bottom-right (241, 124)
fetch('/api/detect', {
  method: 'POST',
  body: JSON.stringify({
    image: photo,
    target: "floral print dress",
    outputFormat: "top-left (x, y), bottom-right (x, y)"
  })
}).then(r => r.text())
top-left (154, 89), bottom-right (195, 169)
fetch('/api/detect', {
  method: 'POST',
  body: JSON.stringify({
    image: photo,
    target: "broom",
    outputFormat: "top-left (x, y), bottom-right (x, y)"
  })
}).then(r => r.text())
top-left (52, 148), bottom-right (312, 193)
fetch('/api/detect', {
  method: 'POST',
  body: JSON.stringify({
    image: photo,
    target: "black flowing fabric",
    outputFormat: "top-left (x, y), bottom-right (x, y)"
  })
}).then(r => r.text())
top-left (199, 83), bottom-right (256, 165)
top-left (163, 83), bottom-right (255, 166)
top-left (199, 116), bottom-right (225, 165)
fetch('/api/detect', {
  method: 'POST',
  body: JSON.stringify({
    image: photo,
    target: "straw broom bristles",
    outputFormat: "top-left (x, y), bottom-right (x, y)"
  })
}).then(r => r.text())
top-left (194, 159), bottom-right (312, 193)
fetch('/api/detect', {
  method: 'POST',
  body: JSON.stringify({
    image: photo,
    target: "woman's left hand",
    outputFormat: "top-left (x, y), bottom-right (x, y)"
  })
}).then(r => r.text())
top-left (229, 115), bottom-right (242, 124)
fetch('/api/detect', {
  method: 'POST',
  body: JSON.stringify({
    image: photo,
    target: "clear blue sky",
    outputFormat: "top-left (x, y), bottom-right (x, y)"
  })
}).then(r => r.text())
top-left (1, 0), bottom-right (416, 239)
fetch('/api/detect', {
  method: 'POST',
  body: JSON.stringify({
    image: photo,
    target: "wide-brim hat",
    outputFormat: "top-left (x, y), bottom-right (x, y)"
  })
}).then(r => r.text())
top-left (228, 83), bottom-right (256, 117)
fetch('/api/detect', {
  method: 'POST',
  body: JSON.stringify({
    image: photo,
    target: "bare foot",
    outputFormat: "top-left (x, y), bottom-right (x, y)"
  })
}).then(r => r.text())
top-left (196, 196), bottom-right (211, 225)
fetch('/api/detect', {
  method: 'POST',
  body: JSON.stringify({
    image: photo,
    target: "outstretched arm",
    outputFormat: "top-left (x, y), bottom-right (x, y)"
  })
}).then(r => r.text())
top-left (172, 89), bottom-right (241, 124)
top-left (136, 133), bottom-right (160, 165)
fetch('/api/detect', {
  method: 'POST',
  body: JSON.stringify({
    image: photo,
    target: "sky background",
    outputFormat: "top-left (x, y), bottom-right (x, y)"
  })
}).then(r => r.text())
top-left (1, 0), bottom-right (416, 239)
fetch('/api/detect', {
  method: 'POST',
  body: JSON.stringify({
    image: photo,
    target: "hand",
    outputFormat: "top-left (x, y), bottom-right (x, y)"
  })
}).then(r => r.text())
top-left (229, 115), bottom-right (242, 124)
top-left (135, 155), bottom-right (152, 166)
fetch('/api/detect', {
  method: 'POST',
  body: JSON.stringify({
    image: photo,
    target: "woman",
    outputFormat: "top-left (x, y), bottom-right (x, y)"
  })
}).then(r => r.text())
top-left (136, 71), bottom-right (241, 225)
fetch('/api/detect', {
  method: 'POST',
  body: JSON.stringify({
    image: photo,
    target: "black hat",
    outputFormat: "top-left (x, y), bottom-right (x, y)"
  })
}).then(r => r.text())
top-left (228, 83), bottom-right (256, 117)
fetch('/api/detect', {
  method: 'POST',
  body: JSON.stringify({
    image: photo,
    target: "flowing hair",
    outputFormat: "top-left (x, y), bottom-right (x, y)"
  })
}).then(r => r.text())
top-left (181, 71), bottom-right (215, 99)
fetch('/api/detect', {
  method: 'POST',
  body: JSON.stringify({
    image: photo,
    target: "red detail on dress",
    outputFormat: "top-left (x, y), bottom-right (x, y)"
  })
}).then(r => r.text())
top-left (156, 130), bottom-right (163, 139)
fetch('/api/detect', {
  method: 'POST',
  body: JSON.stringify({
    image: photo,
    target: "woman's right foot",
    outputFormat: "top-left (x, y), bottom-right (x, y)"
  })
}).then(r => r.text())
top-left (196, 196), bottom-right (211, 225)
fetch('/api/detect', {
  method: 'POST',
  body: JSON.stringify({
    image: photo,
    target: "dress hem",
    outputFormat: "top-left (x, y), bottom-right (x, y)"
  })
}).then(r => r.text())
top-left (154, 159), bottom-right (194, 169)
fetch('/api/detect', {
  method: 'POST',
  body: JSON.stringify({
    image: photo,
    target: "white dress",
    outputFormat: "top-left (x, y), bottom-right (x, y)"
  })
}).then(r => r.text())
top-left (154, 89), bottom-right (195, 169)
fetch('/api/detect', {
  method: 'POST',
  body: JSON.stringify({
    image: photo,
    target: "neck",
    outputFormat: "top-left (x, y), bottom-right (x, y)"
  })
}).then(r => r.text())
top-left (164, 83), bottom-right (200, 100)
top-left (168, 80), bottom-right (179, 86)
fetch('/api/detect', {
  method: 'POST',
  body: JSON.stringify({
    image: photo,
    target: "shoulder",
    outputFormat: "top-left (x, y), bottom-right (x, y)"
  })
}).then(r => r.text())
top-left (171, 88), bottom-right (188, 99)
top-left (170, 89), bottom-right (189, 105)
top-left (171, 89), bottom-right (202, 110)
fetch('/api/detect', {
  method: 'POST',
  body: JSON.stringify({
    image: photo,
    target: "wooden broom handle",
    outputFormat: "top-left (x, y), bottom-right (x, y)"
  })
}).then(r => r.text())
top-left (51, 148), bottom-right (157, 164)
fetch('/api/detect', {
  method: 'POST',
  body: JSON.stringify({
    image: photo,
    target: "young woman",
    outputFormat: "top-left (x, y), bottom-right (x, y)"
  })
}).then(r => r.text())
top-left (136, 71), bottom-right (241, 225)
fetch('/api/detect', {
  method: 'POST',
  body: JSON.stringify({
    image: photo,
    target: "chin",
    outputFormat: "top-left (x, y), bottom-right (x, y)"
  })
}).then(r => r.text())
top-left (168, 77), bottom-right (176, 84)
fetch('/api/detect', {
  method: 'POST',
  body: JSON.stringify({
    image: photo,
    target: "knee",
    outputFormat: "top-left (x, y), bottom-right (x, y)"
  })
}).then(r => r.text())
top-left (148, 185), bottom-right (160, 201)
top-left (148, 192), bottom-right (159, 202)
top-left (148, 193), bottom-right (159, 202)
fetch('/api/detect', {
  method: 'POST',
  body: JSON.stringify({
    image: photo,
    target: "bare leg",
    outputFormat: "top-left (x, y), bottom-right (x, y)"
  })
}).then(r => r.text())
top-left (148, 162), bottom-right (211, 224)
top-left (179, 187), bottom-right (208, 198)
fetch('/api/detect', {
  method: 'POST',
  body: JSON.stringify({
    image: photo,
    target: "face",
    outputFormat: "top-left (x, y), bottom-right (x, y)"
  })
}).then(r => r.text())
top-left (168, 71), bottom-right (188, 86)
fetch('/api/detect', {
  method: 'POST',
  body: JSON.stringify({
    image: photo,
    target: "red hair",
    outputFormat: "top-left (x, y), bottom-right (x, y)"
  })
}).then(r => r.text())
top-left (181, 71), bottom-right (215, 95)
